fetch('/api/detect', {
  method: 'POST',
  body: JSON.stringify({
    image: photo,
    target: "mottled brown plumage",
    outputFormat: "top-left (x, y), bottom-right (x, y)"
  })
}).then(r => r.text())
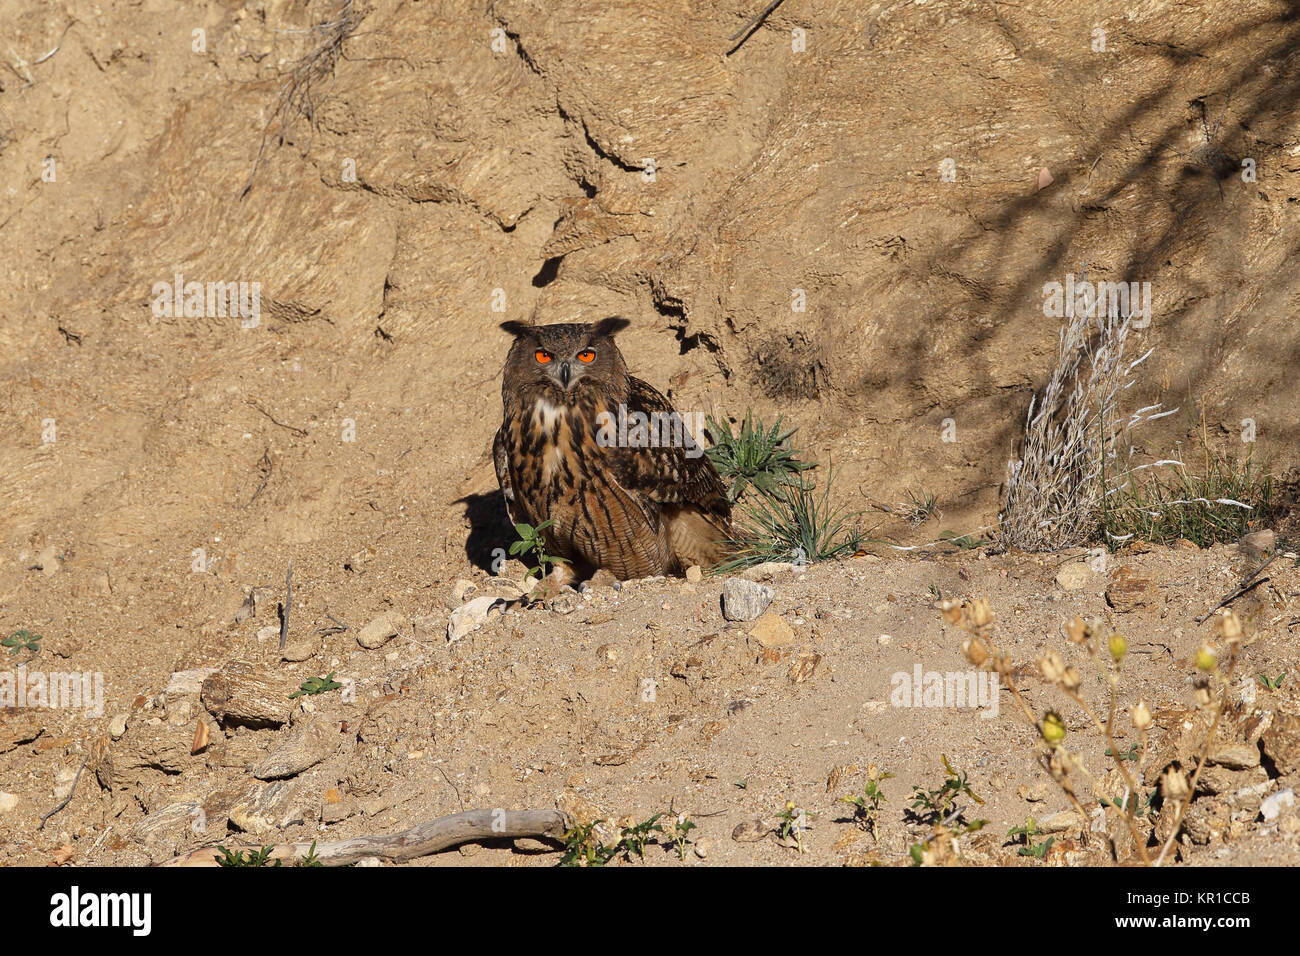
top-left (494, 317), bottom-right (731, 580)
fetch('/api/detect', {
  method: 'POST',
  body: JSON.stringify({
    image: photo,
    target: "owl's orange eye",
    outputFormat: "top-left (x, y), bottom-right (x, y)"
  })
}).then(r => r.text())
top-left (577, 349), bottom-right (596, 363)
top-left (535, 350), bottom-right (553, 364)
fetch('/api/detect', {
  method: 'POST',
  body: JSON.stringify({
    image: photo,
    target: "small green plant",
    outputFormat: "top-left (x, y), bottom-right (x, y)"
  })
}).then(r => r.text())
top-left (775, 802), bottom-right (815, 854)
top-left (509, 519), bottom-right (570, 580)
top-left (1258, 672), bottom-right (1287, 691)
top-left (299, 841), bottom-right (322, 866)
top-left (1007, 818), bottom-right (1055, 859)
top-left (3, 629), bottom-right (41, 657)
top-left (619, 814), bottom-right (665, 861)
top-left (907, 755), bottom-right (985, 826)
top-left (1103, 790), bottom-right (1155, 818)
top-left (893, 486), bottom-right (939, 525)
top-left (939, 529), bottom-right (990, 550)
top-left (558, 820), bottom-right (620, 867)
top-left (734, 779), bottom-right (748, 790)
top-left (715, 466), bottom-right (864, 573)
top-left (1105, 743), bottom-right (1141, 762)
top-left (839, 771), bottom-right (894, 836)
top-left (216, 845), bottom-right (281, 867)
top-left (289, 673), bottom-right (342, 698)
top-left (705, 411), bottom-right (815, 501)
top-left (670, 814), bottom-right (696, 861)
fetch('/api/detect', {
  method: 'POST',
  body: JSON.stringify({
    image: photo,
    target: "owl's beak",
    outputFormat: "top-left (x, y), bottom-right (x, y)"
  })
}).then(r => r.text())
top-left (559, 360), bottom-right (571, 388)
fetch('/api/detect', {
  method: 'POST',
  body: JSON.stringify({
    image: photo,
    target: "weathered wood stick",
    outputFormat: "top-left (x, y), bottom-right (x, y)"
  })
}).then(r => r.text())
top-left (158, 808), bottom-right (570, 867)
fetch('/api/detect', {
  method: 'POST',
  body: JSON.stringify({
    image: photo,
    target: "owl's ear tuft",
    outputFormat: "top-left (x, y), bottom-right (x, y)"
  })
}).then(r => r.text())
top-left (499, 320), bottom-right (536, 338)
top-left (592, 316), bottom-right (631, 338)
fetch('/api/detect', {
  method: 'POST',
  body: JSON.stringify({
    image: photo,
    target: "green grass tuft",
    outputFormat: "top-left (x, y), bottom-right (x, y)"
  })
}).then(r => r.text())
top-left (705, 411), bottom-right (815, 502)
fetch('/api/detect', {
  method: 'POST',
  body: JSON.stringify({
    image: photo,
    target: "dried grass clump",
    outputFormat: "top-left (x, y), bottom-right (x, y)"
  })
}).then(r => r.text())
top-left (1000, 286), bottom-right (1171, 551)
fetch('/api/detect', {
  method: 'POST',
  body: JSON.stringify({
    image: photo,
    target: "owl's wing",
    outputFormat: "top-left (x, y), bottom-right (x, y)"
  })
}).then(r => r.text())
top-left (609, 377), bottom-right (731, 525)
top-left (493, 423), bottom-right (519, 526)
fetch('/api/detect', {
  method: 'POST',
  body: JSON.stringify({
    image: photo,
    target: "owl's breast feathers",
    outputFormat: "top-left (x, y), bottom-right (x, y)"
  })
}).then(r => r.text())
top-left (494, 377), bottom-right (732, 578)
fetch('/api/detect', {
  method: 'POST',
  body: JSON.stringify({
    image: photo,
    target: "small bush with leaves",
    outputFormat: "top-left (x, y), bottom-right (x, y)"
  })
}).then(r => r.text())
top-left (619, 814), bottom-right (665, 861)
top-left (559, 821), bottom-right (620, 867)
top-left (705, 411), bottom-right (814, 501)
top-left (670, 814), bottom-right (697, 860)
top-left (907, 755), bottom-right (985, 827)
top-left (839, 769), bottom-right (893, 837)
top-left (1007, 818), bottom-right (1054, 860)
top-left (775, 801), bottom-right (815, 854)
top-left (509, 519), bottom-right (569, 580)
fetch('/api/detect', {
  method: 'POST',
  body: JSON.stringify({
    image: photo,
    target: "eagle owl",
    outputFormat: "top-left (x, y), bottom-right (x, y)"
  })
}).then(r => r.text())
top-left (494, 317), bottom-right (732, 581)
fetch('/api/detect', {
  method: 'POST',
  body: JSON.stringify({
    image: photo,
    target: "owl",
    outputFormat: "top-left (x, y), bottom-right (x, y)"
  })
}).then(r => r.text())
top-left (494, 317), bottom-right (732, 582)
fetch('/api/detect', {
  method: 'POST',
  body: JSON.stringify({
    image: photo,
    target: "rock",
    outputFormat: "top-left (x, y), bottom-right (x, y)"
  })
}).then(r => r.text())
top-left (93, 724), bottom-right (192, 789)
top-left (280, 635), bottom-right (319, 662)
top-left (685, 565), bottom-right (703, 583)
top-left (739, 561), bottom-right (796, 582)
top-left (131, 801), bottom-right (200, 857)
top-left (787, 652), bottom-right (821, 684)
top-left (748, 612), bottom-right (795, 648)
top-left (108, 714), bottom-right (128, 739)
top-left (357, 612), bottom-right (403, 649)
top-left (322, 795), bottom-right (357, 825)
top-left (228, 781), bottom-right (302, 836)
top-left (1054, 561), bottom-right (1092, 590)
top-left (255, 624), bottom-right (280, 643)
top-left (513, 837), bottom-right (553, 853)
top-left (447, 596), bottom-right (506, 643)
top-left (722, 578), bottom-right (774, 621)
top-left (1261, 710), bottom-right (1300, 775)
top-left (35, 544), bottom-right (60, 576)
top-left (163, 667), bottom-right (219, 699)
top-left (1237, 529), bottom-right (1275, 563)
top-left (452, 579), bottom-right (478, 602)
top-left (0, 792), bottom-right (18, 813)
top-left (354, 856), bottom-right (384, 867)
top-left (200, 661), bottom-right (293, 727)
top-left (731, 818), bottom-right (767, 842)
top-left (252, 714), bottom-right (339, 780)
top-left (1105, 567), bottom-right (1157, 612)
top-left (1018, 781), bottom-right (1053, 803)
top-left (1038, 810), bottom-right (1082, 834)
top-left (1207, 744), bottom-right (1260, 770)
top-left (1261, 789), bottom-right (1296, 823)
top-left (1196, 764), bottom-right (1268, 795)
top-left (694, 839), bottom-right (710, 859)
top-left (1036, 166), bottom-right (1054, 190)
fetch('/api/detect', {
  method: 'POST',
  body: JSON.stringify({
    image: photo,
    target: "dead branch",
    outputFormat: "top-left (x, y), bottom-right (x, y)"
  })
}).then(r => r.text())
top-left (727, 0), bottom-right (787, 54)
top-left (241, 0), bottom-right (364, 198)
top-left (1195, 554), bottom-right (1275, 624)
top-left (157, 808), bottom-right (571, 866)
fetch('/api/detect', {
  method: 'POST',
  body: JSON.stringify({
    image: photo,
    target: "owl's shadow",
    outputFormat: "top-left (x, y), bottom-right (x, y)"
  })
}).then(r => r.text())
top-left (456, 490), bottom-right (515, 573)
